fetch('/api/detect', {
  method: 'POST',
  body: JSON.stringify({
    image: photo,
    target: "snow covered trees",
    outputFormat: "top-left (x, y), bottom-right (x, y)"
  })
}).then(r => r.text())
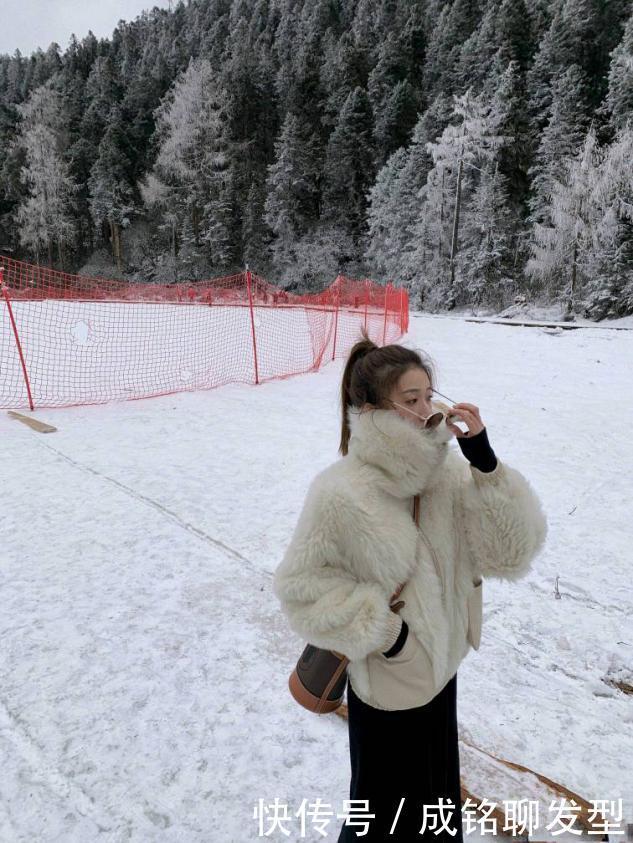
top-left (407, 88), bottom-right (512, 311)
top-left (321, 86), bottom-right (375, 237)
top-left (366, 93), bottom-right (452, 290)
top-left (528, 65), bottom-right (590, 227)
top-left (527, 126), bottom-right (633, 319)
top-left (142, 58), bottom-right (234, 274)
top-left (526, 129), bottom-right (602, 311)
top-left (263, 112), bottom-right (317, 281)
top-left (88, 106), bottom-right (136, 272)
top-left (15, 82), bottom-right (77, 267)
top-left (605, 9), bottom-right (633, 132)
top-left (367, 83), bottom-right (517, 313)
top-left (583, 126), bottom-right (633, 319)
top-left (0, 0), bottom-right (632, 314)
top-left (366, 146), bottom-right (411, 282)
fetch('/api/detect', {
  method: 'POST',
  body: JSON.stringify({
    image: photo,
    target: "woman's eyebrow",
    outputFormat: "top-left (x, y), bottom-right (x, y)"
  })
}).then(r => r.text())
top-left (402, 387), bottom-right (432, 394)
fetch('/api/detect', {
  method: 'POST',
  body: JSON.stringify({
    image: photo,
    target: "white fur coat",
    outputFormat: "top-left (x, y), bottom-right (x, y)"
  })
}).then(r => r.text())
top-left (273, 406), bottom-right (548, 709)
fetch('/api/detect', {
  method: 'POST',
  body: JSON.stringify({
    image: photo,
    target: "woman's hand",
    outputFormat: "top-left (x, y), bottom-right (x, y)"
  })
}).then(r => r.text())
top-left (446, 402), bottom-right (485, 439)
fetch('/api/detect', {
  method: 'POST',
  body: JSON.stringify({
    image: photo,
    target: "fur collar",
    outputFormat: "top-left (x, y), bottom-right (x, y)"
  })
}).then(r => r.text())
top-left (346, 406), bottom-right (452, 498)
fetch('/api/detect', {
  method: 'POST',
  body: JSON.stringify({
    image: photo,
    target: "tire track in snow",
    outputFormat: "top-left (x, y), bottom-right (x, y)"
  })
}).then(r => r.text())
top-left (0, 696), bottom-right (125, 838)
top-left (35, 440), bottom-right (258, 571)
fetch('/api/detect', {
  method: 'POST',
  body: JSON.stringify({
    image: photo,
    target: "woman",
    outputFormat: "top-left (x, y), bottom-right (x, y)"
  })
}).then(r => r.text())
top-left (273, 329), bottom-right (548, 841)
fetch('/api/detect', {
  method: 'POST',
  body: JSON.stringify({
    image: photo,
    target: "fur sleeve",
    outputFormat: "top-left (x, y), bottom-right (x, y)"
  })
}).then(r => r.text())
top-left (454, 458), bottom-right (548, 582)
top-left (272, 476), bottom-right (402, 661)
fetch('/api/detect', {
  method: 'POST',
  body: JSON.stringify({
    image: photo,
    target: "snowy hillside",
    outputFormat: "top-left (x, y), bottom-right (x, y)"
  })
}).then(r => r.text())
top-left (1, 312), bottom-right (631, 841)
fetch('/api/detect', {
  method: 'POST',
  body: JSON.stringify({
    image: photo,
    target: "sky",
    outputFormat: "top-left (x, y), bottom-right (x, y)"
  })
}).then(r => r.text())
top-left (1, 0), bottom-right (173, 57)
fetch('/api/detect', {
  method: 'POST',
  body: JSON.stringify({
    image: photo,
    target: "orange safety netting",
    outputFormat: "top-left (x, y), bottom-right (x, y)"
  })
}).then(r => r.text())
top-left (0, 256), bottom-right (409, 410)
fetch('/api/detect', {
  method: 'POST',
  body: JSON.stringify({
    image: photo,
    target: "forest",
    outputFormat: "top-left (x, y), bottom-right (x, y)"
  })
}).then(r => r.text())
top-left (0, 0), bottom-right (632, 317)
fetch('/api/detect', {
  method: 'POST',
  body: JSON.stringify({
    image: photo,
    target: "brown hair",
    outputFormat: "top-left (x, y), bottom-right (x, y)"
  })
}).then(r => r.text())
top-left (339, 326), bottom-right (437, 456)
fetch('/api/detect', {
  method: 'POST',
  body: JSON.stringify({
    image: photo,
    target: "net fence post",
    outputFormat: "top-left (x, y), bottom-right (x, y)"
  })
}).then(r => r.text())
top-left (246, 266), bottom-right (260, 385)
top-left (0, 266), bottom-right (35, 410)
top-left (382, 280), bottom-right (391, 345)
top-left (331, 274), bottom-right (341, 361)
top-left (364, 279), bottom-right (369, 332)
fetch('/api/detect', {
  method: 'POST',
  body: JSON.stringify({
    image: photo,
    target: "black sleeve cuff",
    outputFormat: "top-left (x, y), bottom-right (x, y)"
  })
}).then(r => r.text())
top-left (456, 426), bottom-right (498, 473)
top-left (382, 619), bottom-right (409, 658)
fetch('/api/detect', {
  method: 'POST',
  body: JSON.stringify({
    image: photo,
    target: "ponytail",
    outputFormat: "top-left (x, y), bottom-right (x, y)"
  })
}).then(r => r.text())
top-left (339, 326), bottom-right (377, 456)
top-left (338, 326), bottom-right (436, 457)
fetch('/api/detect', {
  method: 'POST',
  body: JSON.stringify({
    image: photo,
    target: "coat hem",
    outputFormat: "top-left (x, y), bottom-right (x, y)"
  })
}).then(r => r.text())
top-left (348, 668), bottom-right (458, 712)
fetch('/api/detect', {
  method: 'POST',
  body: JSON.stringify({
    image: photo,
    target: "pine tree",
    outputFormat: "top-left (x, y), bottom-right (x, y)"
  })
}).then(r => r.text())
top-left (88, 105), bottom-right (137, 271)
top-left (605, 10), bottom-right (633, 133)
top-left (372, 78), bottom-right (420, 168)
top-left (528, 65), bottom-right (590, 227)
top-left (144, 57), bottom-right (234, 273)
top-left (526, 0), bottom-right (628, 150)
top-left (264, 111), bottom-right (317, 275)
top-left (243, 177), bottom-right (272, 273)
top-left (461, 162), bottom-right (516, 310)
top-left (366, 147), bottom-right (409, 279)
top-left (322, 86), bottom-right (375, 241)
top-left (365, 93), bottom-right (453, 286)
top-left (479, 59), bottom-right (529, 212)
top-left (320, 29), bottom-right (369, 134)
top-left (80, 56), bottom-right (121, 146)
top-left (423, 0), bottom-right (481, 100)
top-left (367, 30), bottom-right (423, 165)
top-left (525, 0), bottom-right (554, 42)
top-left (407, 163), bottom-right (453, 311)
top-left (0, 103), bottom-right (23, 253)
top-left (5, 50), bottom-right (26, 104)
top-left (219, 13), bottom-right (278, 267)
top-left (455, 0), bottom-right (533, 94)
top-left (525, 0), bottom-right (566, 138)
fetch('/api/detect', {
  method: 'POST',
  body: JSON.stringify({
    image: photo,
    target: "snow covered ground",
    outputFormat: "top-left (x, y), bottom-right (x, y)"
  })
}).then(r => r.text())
top-left (1, 310), bottom-right (632, 842)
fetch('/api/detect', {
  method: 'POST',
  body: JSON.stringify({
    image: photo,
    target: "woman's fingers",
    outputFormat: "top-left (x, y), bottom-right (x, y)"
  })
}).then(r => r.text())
top-left (452, 402), bottom-right (482, 419)
top-left (447, 420), bottom-right (471, 438)
top-left (449, 407), bottom-right (476, 424)
top-left (447, 405), bottom-right (484, 436)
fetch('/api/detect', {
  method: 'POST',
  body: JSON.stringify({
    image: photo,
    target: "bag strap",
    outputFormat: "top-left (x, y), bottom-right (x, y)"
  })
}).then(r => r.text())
top-left (412, 493), bottom-right (420, 528)
top-left (391, 493), bottom-right (421, 601)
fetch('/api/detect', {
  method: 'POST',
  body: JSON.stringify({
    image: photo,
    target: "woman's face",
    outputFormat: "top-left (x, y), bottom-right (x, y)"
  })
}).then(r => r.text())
top-left (385, 367), bottom-right (434, 428)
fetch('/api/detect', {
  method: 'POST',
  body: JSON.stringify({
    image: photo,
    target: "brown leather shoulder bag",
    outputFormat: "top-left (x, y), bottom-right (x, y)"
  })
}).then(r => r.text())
top-left (287, 494), bottom-right (421, 714)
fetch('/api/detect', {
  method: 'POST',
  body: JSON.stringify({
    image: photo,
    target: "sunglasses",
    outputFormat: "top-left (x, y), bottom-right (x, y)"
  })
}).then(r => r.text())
top-left (388, 388), bottom-right (466, 431)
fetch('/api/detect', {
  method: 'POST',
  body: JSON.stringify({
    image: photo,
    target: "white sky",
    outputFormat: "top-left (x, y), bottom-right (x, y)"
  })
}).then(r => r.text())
top-left (1, 0), bottom-right (173, 57)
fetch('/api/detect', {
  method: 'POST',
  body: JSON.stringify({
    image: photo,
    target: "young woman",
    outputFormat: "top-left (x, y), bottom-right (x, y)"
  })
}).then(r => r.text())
top-left (273, 329), bottom-right (548, 842)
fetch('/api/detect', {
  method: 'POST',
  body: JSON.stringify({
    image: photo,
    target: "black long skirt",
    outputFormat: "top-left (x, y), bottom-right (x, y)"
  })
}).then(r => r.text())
top-left (337, 672), bottom-right (463, 842)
